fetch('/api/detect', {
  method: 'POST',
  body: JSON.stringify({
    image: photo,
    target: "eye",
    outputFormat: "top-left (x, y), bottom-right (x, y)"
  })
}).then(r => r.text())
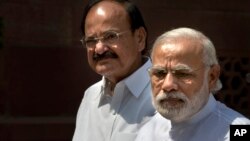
top-left (173, 71), bottom-right (192, 78)
top-left (85, 38), bottom-right (97, 46)
top-left (103, 32), bottom-right (118, 43)
top-left (151, 69), bottom-right (167, 79)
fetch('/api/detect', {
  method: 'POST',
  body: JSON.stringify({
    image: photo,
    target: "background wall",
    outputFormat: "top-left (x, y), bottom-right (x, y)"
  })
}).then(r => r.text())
top-left (0, 0), bottom-right (249, 140)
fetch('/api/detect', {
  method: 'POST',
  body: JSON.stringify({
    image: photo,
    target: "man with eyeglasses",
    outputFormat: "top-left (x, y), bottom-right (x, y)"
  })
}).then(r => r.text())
top-left (135, 27), bottom-right (250, 141)
top-left (72, 0), bottom-right (155, 141)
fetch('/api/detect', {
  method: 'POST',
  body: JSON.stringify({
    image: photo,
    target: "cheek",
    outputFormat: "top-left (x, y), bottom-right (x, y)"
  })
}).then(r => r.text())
top-left (116, 48), bottom-right (138, 66)
top-left (181, 80), bottom-right (204, 99)
top-left (119, 47), bottom-right (135, 58)
top-left (119, 38), bottom-right (141, 56)
top-left (151, 80), bottom-right (161, 96)
top-left (87, 50), bottom-right (95, 65)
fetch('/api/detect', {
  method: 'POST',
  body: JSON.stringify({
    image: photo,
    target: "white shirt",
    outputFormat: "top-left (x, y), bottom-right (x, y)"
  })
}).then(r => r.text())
top-left (73, 58), bottom-right (156, 141)
top-left (135, 95), bottom-right (250, 141)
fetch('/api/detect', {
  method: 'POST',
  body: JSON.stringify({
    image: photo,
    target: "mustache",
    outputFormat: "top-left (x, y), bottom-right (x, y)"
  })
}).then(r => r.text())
top-left (93, 51), bottom-right (118, 61)
top-left (156, 91), bottom-right (188, 102)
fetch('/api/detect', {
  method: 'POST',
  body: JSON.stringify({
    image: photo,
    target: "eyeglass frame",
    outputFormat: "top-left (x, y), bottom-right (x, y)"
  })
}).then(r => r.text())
top-left (80, 30), bottom-right (130, 48)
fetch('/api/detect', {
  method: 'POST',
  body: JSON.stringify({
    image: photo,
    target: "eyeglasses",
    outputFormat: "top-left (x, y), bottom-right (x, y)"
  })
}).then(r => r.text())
top-left (147, 66), bottom-right (206, 83)
top-left (80, 30), bottom-right (129, 48)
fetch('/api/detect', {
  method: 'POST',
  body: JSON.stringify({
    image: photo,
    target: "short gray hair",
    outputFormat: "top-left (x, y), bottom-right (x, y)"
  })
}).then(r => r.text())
top-left (151, 27), bottom-right (222, 93)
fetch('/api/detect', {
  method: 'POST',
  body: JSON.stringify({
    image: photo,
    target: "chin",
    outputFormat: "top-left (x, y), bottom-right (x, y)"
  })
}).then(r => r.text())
top-left (98, 68), bottom-right (119, 77)
top-left (155, 102), bottom-right (188, 122)
top-left (97, 70), bottom-right (112, 76)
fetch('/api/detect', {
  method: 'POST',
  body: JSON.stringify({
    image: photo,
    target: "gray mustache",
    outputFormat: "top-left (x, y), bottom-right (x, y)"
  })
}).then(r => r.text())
top-left (157, 91), bottom-right (188, 102)
top-left (93, 51), bottom-right (118, 61)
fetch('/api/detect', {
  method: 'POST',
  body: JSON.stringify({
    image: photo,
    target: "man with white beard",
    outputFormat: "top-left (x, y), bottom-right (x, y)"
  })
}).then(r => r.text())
top-left (135, 27), bottom-right (250, 141)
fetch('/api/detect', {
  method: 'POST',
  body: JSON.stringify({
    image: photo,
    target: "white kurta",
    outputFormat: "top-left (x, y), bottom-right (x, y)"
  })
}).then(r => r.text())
top-left (135, 95), bottom-right (250, 141)
top-left (73, 58), bottom-right (156, 141)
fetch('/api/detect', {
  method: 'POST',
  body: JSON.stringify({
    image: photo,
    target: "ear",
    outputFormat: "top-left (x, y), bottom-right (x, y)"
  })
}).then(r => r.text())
top-left (208, 64), bottom-right (220, 90)
top-left (134, 27), bottom-right (147, 52)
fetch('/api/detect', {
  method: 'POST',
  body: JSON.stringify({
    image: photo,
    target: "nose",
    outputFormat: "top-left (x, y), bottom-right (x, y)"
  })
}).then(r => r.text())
top-left (161, 73), bottom-right (178, 92)
top-left (95, 40), bottom-right (109, 54)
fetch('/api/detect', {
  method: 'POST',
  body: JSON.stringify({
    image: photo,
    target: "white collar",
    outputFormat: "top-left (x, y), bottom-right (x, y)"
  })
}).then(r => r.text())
top-left (101, 57), bottom-right (152, 98)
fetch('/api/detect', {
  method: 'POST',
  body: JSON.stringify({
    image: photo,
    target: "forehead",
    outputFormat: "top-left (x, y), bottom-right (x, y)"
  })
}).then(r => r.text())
top-left (85, 1), bottom-right (129, 33)
top-left (90, 1), bottom-right (126, 15)
top-left (152, 39), bottom-right (204, 68)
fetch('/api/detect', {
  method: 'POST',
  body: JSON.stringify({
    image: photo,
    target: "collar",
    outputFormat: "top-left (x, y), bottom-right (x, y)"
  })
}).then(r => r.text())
top-left (124, 57), bottom-right (151, 98)
top-left (100, 57), bottom-right (152, 98)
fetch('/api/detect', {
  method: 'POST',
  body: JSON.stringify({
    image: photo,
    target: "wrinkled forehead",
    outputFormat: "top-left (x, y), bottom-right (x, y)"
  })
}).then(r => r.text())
top-left (152, 38), bottom-right (204, 68)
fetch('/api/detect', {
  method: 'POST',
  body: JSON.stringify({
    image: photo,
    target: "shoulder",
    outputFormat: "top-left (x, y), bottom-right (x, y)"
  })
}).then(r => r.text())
top-left (213, 101), bottom-right (250, 125)
top-left (75, 80), bottom-right (103, 120)
top-left (83, 80), bottom-right (103, 99)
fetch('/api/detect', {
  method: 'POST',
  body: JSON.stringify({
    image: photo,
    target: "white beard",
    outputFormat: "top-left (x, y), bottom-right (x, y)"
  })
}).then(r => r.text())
top-left (153, 75), bottom-right (210, 122)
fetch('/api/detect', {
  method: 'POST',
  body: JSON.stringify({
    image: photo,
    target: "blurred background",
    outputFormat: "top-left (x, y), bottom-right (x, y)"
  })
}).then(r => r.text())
top-left (0, 0), bottom-right (249, 140)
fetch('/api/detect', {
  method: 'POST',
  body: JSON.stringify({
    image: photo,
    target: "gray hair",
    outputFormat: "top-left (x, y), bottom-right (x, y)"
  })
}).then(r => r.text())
top-left (151, 27), bottom-right (222, 93)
